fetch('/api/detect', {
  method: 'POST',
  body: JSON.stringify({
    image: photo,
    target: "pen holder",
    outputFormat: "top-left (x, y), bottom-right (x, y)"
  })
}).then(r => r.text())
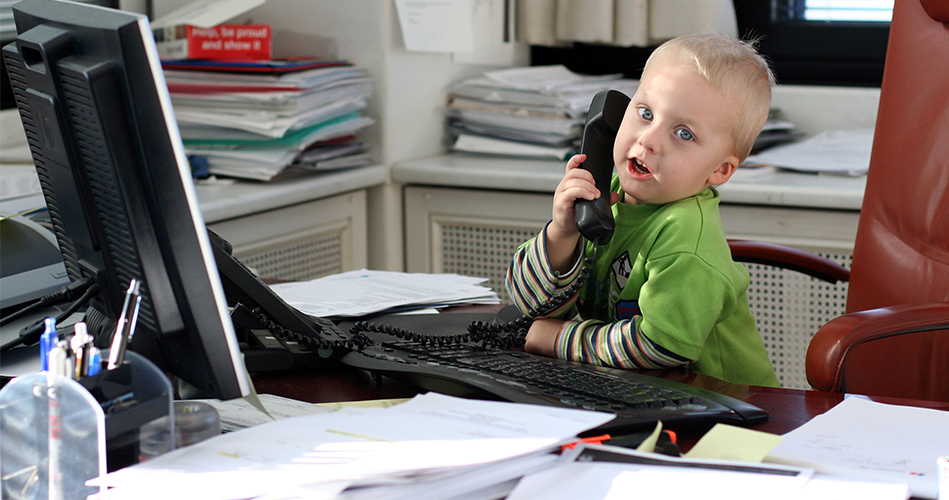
top-left (77, 350), bottom-right (175, 471)
top-left (0, 351), bottom-right (173, 500)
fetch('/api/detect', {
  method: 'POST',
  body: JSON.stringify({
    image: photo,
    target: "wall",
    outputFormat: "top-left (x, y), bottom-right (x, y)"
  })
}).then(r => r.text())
top-left (149, 1), bottom-right (880, 271)
top-left (151, 0), bottom-right (528, 271)
top-left (772, 85), bottom-right (881, 135)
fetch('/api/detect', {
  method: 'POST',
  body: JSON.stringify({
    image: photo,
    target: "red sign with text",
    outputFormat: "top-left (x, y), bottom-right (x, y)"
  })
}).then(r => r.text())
top-left (154, 24), bottom-right (271, 61)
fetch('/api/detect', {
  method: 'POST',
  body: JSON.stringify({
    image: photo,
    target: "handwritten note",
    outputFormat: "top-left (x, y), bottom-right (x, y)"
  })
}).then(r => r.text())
top-left (393, 0), bottom-right (474, 53)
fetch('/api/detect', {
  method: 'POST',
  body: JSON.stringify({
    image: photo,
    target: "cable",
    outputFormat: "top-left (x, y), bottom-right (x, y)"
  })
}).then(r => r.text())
top-left (0, 278), bottom-right (95, 327)
top-left (0, 282), bottom-right (99, 352)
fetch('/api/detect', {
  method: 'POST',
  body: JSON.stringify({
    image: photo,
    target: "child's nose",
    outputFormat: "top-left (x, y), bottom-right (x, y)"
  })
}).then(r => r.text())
top-left (636, 126), bottom-right (660, 155)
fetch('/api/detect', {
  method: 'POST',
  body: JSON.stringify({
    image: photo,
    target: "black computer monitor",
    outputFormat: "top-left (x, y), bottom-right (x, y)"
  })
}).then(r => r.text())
top-left (3, 0), bottom-right (251, 400)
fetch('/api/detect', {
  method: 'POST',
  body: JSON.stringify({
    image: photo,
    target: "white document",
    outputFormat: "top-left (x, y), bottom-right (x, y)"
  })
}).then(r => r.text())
top-left (452, 134), bottom-right (572, 160)
top-left (194, 394), bottom-right (411, 432)
top-left (192, 394), bottom-right (332, 432)
top-left (766, 396), bottom-right (949, 499)
top-left (746, 129), bottom-right (874, 176)
top-left (484, 65), bottom-right (620, 92)
top-left (508, 446), bottom-right (908, 500)
top-left (89, 393), bottom-right (614, 500)
top-left (393, 0), bottom-right (475, 53)
top-left (270, 269), bottom-right (499, 318)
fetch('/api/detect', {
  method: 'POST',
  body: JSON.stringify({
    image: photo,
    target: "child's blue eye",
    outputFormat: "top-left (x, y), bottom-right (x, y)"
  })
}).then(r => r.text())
top-left (675, 129), bottom-right (694, 141)
top-left (638, 107), bottom-right (653, 121)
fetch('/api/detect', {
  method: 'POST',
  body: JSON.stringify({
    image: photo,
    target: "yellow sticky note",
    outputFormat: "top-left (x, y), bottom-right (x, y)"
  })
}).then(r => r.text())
top-left (636, 421), bottom-right (664, 453)
top-left (684, 423), bottom-right (784, 462)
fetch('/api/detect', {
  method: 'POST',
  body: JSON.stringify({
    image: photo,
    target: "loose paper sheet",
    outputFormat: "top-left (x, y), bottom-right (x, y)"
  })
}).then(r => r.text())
top-left (766, 396), bottom-right (949, 499)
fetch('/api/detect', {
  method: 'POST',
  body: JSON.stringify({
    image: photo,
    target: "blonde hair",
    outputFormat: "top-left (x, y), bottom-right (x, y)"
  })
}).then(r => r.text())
top-left (644, 33), bottom-right (775, 162)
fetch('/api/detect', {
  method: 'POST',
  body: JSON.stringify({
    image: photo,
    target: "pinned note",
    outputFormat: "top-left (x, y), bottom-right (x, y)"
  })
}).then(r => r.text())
top-left (393, 0), bottom-right (475, 53)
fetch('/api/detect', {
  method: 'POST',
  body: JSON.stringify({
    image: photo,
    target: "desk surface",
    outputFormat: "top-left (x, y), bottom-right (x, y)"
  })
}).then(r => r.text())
top-left (250, 363), bottom-right (949, 453)
top-left (195, 165), bottom-right (387, 223)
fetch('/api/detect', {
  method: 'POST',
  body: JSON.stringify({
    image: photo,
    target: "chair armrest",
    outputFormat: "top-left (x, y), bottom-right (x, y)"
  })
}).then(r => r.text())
top-left (805, 302), bottom-right (949, 392)
top-left (727, 240), bottom-right (851, 284)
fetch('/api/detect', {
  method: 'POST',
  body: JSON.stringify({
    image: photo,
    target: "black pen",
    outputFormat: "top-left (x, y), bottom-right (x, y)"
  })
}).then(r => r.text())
top-left (100, 392), bottom-right (136, 413)
top-left (108, 279), bottom-right (141, 369)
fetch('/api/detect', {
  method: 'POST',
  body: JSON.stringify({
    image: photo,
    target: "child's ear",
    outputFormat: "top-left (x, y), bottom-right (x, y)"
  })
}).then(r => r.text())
top-left (708, 155), bottom-right (740, 186)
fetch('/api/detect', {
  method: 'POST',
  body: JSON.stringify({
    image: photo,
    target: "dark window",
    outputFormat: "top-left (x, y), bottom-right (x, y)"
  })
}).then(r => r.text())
top-left (737, 0), bottom-right (890, 86)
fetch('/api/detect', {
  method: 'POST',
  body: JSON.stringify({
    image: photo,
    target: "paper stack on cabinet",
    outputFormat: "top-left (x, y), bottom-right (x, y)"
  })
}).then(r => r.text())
top-left (163, 59), bottom-right (375, 181)
top-left (446, 65), bottom-right (638, 160)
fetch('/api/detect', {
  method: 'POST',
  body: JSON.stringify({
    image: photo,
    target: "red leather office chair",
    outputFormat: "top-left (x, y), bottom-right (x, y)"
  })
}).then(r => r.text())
top-left (730, 0), bottom-right (949, 401)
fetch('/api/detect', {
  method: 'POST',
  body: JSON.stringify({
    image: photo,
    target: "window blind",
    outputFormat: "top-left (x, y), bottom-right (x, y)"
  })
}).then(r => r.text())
top-left (776, 0), bottom-right (894, 22)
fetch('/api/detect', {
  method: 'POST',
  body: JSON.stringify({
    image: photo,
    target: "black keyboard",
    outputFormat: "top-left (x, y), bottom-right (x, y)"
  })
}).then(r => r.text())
top-left (341, 326), bottom-right (768, 436)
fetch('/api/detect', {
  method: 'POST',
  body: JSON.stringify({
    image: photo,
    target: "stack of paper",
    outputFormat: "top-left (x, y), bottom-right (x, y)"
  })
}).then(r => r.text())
top-left (744, 129), bottom-right (873, 176)
top-left (88, 393), bottom-right (614, 500)
top-left (163, 59), bottom-right (375, 181)
top-left (446, 65), bottom-right (638, 160)
top-left (751, 110), bottom-right (802, 154)
top-left (269, 269), bottom-right (500, 319)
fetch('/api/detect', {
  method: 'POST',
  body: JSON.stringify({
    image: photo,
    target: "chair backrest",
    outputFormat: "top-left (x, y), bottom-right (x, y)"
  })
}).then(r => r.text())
top-left (831, 0), bottom-right (949, 401)
top-left (847, 0), bottom-right (949, 311)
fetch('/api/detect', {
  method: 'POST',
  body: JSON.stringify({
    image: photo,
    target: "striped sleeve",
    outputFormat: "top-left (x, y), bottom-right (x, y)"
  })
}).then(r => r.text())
top-left (504, 223), bottom-right (582, 319)
top-left (555, 318), bottom-right (691, 370)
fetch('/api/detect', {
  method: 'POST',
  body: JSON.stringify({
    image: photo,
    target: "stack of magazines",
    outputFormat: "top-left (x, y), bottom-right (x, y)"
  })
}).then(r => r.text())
top-left (163, 59), bottom-right (374, 181)
top-left (446, 65), bottom-right (638, 160)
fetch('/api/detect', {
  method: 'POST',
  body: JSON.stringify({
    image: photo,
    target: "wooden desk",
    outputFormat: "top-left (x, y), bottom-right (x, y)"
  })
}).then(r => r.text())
top-left (252, 363), bottom-right (949, 453)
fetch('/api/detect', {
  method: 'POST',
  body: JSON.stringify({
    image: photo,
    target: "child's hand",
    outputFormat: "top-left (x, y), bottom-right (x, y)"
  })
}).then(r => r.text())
top-left (545, 154), bottom-right (618, 272)
top-left (549, 154), bottom-right (597, 242)
top-left (523, 318), bottom-right (564, 358)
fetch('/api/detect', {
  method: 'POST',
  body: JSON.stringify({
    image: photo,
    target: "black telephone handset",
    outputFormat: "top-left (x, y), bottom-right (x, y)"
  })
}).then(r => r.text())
top-left (574, 89), bottom-right (631, 245)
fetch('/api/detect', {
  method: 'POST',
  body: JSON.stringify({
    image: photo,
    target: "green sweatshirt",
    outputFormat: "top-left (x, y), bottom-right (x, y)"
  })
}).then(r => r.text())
top-left (506, 177), bottom-right (778, 387)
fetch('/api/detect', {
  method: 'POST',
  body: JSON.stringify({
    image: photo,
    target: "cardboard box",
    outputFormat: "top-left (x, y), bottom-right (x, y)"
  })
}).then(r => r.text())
top-left (151, 0), bottom-right (271, 60)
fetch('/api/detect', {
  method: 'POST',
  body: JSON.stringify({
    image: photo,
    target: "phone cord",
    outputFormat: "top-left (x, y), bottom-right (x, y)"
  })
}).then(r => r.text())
top-left (248, 307), bottom-right (375, 351)
top-left (351, 242), bottom-right (600, 350)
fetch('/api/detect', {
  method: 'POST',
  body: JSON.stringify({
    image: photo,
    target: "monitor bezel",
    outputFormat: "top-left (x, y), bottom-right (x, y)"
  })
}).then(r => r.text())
top-left (4, 0), bottom-right (251, 400)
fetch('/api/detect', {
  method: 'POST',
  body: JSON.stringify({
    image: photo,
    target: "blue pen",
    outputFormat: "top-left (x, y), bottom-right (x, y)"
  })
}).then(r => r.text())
top-left (40, 317), bottom-right (57, 371)
top-left (87, 347), bottom-right (101, 376)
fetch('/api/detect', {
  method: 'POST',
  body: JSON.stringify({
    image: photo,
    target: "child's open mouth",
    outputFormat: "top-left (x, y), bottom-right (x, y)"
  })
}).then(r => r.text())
top-left (630, 157), bottom-right (652, 177)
